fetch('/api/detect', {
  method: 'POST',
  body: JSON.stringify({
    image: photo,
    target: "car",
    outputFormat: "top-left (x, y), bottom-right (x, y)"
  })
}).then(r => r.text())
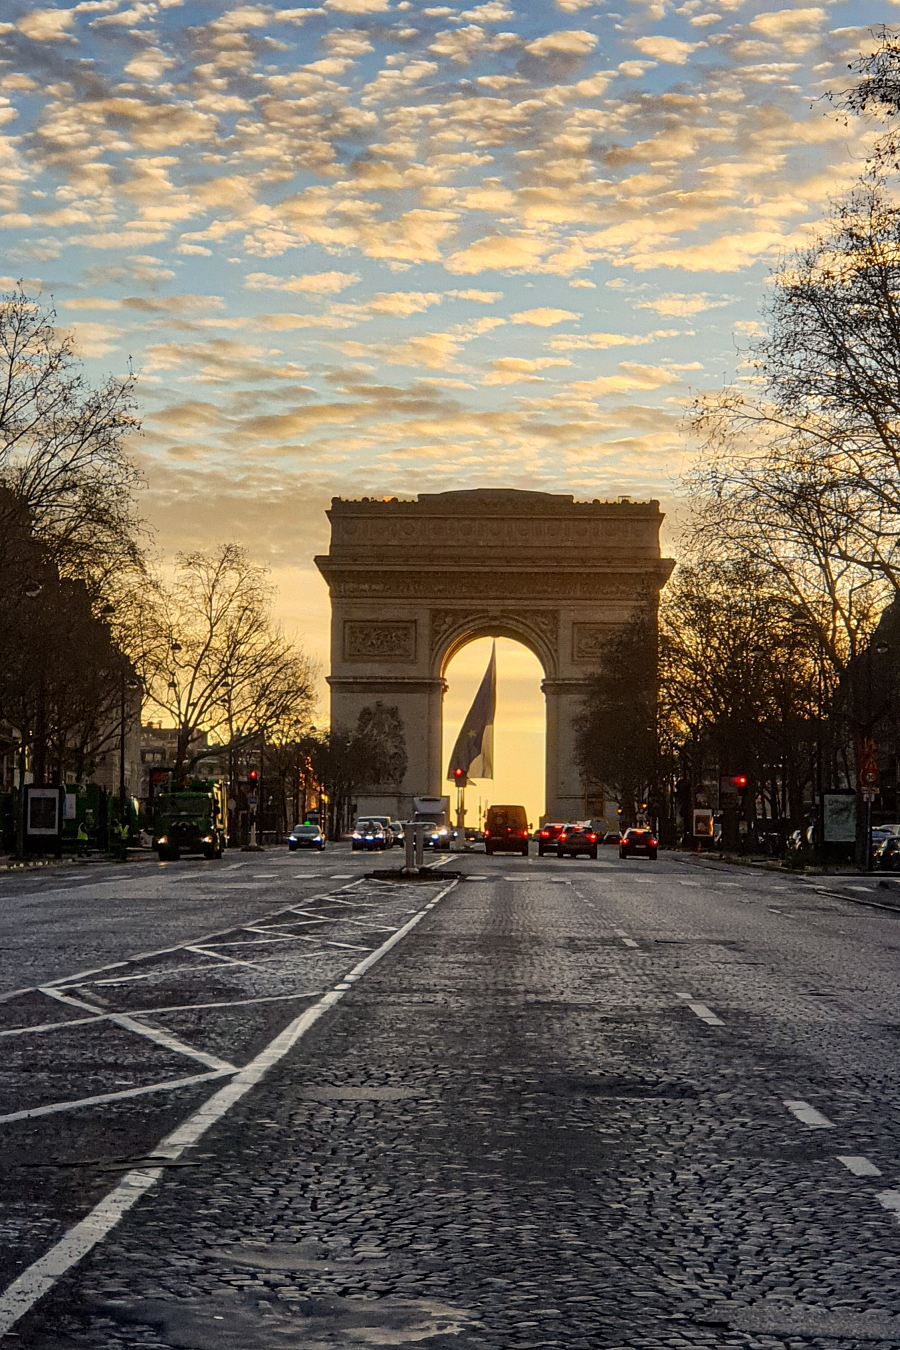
top-left (484, 804), bottom-right (530, 856)
top-left (602, 830), bottom-right (622, 846)
top-left (356, 815), bottom-right (397, 846)
top-left (619, 828), bottom-right (658, 860)
top-left (876, 836), bottom-right (900, 871)
top-left (351, 821), bottom-right (388, 851)
top-left (424, 824), bottom-right (452, 850)
top-left (389, 820), bottom-right (405, 847)
top-left (287, 824), bottom-right (325, 851)
top-left (537, 822), bottom-right (566, 857)
top-left (557, 823), bottom-right (598, 859)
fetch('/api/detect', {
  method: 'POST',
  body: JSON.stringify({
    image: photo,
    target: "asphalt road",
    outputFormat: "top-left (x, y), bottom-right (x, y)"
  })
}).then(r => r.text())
top-left (3, 845), bottom-right (900, 1348)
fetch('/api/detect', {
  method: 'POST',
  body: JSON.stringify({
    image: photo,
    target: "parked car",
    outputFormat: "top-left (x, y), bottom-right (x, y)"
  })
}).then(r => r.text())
top-left (536, 822), bottom-right (566, 857)
top-left (351, 821), bottom-right (388, 851)
top-left (876, 836), bottom-right (900, 871)
top-left (619, 828), bottom-right (658, 860)
top-left (287, 824), bottom-right (325, 852)
top-left (557, 824), bottom-right (598, 859)
top-left (601, 830), bottom-right (622, 846)
top-left (484, 804), bottom-right (529, 856)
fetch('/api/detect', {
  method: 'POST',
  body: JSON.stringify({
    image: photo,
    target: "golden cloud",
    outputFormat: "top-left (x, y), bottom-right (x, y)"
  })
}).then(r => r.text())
top-left (511, 307), bottom-right (580, 326)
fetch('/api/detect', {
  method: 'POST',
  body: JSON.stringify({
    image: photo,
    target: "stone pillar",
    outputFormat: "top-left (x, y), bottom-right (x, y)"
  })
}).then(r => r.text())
top-left (543, 678), bottom-right (590, 822)
top-left (328, 674), bottom-right (445, 819)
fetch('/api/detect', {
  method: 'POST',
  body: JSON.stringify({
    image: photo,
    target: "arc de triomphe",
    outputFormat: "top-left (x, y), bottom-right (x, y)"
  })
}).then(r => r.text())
top-left (315, 489), bottom-right (674, 823)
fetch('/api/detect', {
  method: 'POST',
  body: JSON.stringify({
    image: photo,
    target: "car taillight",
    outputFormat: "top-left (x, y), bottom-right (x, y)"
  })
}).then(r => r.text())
top-left (540, 830), bottom-right (549, 837)
top-left (589, 833), bottom-right (596, 842)
top-left (521, 831), bottom-right (528, 837)
top-left (649, 839), bottom-right (657, 846)
top-left (484, 830), bottom-right (490, 837)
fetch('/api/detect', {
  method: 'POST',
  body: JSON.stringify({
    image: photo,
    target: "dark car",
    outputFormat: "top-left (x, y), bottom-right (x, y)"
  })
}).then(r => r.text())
top-left (484, 804), bottom-right (529, 856)
top-left (287, 824), bottom-right (325, 852)
top-left (557, 824), bottom-right (598, 859)
top-left (602, 830), bottom-right (622, 846)
top-left (876, 836), bottom-right (900, 871)
top-left (619, 828), bottom-right (658, 860)
top-left (537, 822), bottom-right (566, 857)
top-left (351, 821), bottom-right (388, 851)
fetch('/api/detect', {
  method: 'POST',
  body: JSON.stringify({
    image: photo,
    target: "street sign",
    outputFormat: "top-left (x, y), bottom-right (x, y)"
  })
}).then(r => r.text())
top-left (247, 795), bottom-right (258, 808)
top-left (862, 788), bottom-right (877, 802)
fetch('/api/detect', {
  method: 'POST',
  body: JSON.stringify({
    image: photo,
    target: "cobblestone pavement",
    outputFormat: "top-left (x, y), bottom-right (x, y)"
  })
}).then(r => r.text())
top-left (4, 849), bottom-right (900, 1349)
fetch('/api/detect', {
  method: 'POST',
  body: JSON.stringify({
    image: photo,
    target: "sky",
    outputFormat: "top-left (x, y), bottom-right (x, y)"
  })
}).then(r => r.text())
top-left (0, 0), bottom-right (892, 815)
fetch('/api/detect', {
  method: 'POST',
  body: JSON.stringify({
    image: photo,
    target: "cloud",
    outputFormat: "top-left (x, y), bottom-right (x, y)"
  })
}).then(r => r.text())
top-left (548, 331), bottom-right (662, 350)
top-left (637, 292), bottom-right (734, 316)
top-left (511, 307), bottom-right (580, 326)
top-left (483, 356), bottom-right (572, 385)
top-left (245, 270), bottom-right (361, 295)
top-left (632, 35), bottom-right (706, 64)
top-left (66, 322), bottom-right (125, 358)
top-left (445, 235), bottom-right (549, 274)
top-left (324, 0), bottom-right (388, 8)
top-left (124, 48), bottom-right (178, 81)
top-left (447, 289), bottom-right (503, 303)
top-left (748, 7), bottom-right (825, 55)
top-left (16, 8), bottom-right (75, 40)
top-left (525, 30), bottom-right (598, 58)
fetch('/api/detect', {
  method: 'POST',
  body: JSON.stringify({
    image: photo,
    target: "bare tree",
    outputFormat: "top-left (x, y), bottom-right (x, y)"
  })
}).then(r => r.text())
top-left (688, 183), bottom-right (900, 672)
top-left (136, 544), bottom-right (316, 780)
top-left (0, 287), bottom-right (144, 594)
top-left (574, 612), bottom-right (660, 826)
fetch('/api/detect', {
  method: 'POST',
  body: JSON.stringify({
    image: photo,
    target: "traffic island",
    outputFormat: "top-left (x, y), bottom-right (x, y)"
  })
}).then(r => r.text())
top-left (367, 867), bottom-right (464, 882)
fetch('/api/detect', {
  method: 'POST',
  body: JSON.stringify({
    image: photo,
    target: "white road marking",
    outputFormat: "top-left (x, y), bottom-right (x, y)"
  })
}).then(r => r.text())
top-left (613, 928), bottom-right (627, 936)
top-left (837, 1155), bottom-right (882, 1176)
top-left (0, 878), bottom-right (457, 1336)
top-left (331, 874), bottom-right (352, 879)
top-left (679, 880), bottom-right (701, 887)
top-left (38, 988), bottom-right (234, 1073)
top-left (877, 1190), bottom-right (900, 1218)
top-left (621, 938), bottom-right (638, 948)
top-left (784, 1099), bottom-right (834, 1128)
top-left (674, 991), bottom-right (692, 999)
top-left (686, 1001), bottom-right (724, 1026)
top-left (0, 1068), bottom-right (232, 1125)
top-left (847, 885), bottom-right (875, 892)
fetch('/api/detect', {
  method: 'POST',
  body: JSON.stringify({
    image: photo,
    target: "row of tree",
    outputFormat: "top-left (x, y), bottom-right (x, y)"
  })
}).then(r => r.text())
top-left (0, 290), bottom-right (326, 809)
top-left (577, 33), bottom-right (900, 849)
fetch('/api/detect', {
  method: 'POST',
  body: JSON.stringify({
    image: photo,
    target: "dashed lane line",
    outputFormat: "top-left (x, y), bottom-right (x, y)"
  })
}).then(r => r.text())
top-left (0, 878), bottom-right (457, 1337)
top-left (877, 1190), bottom-right (900, 1219)
top-left (837, 1155), bottom-right (882, 1176)
top-left (784, 1099), bottom-right (835, 1128)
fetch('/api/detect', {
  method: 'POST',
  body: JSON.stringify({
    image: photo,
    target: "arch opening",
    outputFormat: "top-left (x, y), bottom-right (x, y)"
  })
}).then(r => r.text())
top-left (441, 636), bottom-right (546, 829)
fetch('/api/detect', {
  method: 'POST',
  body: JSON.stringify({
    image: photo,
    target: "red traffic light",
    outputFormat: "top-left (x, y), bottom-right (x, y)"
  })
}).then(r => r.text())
top-left (248, 770), bottom-right (258, 782)
top-left (734, 775), bottom-right (748, 789)
top-left (453, 767), bottom-right (465, 781)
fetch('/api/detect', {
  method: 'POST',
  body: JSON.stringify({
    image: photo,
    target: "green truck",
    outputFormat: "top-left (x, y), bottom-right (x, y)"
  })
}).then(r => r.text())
top-left (153, 783), bottom-right (227, 861)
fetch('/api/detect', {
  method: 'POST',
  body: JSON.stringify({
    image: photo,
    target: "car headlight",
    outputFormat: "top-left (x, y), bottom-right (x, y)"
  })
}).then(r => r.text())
top-left (157, 836), bottom-right (167, 844)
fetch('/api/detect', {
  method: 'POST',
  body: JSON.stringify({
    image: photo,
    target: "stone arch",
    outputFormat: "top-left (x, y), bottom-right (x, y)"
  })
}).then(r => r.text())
top-left (432, 610), bottom-right (557, 681)
top-left (315, 489), bottom-right (673, 822)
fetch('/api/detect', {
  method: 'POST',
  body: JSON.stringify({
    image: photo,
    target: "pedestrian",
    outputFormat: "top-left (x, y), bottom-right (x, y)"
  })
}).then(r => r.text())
top-left (76, 820), bottom-right (89, 857)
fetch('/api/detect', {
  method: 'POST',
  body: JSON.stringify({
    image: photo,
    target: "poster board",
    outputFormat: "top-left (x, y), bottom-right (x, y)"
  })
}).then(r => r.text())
top-left (823, 792), bottom-right (856, 844)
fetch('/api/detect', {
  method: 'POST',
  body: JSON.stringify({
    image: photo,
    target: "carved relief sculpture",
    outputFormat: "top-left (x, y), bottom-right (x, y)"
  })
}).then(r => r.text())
top-left (344, 621), bottom-right (417, 662)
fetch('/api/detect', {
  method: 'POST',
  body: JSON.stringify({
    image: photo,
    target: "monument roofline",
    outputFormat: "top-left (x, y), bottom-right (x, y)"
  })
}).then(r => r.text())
top-left (328, 488), bottom-right (662, 517)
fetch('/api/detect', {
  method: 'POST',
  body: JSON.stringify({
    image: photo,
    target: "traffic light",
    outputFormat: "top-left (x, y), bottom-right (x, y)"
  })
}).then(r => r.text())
top-left (248, 770), bottom-right (258, 784)
top-left (453, 767), bottom-right (465, 784)
top-left (733, 774), bottom-right (748, 791)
